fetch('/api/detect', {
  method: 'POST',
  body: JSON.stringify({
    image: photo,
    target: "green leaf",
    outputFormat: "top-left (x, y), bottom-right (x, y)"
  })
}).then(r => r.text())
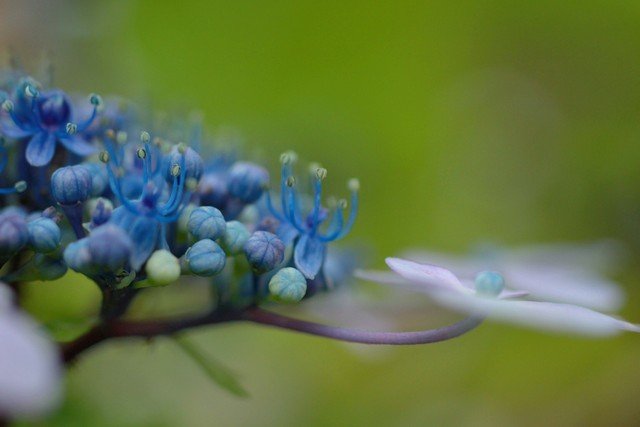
top-left (173, 335), bottom-right (249, 398)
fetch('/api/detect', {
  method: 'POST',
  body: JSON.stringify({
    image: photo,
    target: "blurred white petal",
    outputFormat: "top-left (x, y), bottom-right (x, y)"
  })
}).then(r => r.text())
top-left (0, 286), bottom-right (62, 419)
top-left (431, 291), bottom-right (640, 337)
top-left (385, 258), bottom-right (471, 294)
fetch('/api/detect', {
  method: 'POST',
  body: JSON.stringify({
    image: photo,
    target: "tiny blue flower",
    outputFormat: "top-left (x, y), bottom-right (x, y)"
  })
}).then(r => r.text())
top-left (265, 153), bottom-right (359, 279)
top-left (268, 267), bottom-right (307, 303)
top-left (220, 220), bottom-right (250, 255)
top-left (227, 161), bottom-right (269, 203)
top-left (2, 86), bottom-right (99, 166)
top-left (185, 239), bottom-right (226, 277)
top-left (26, 217), bottom-right (61, 253)
top-left (244, 231), bottom-right (285, 274)
top-left (51, 165), bottom-right (93, 206)
top-left (187, 206), bottom-right (226, 241)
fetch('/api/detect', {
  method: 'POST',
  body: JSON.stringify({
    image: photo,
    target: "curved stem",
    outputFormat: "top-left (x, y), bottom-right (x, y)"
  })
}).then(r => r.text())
top-left (61, 307), bottom-right (482, 364)
top-left (242, 308), bottom-right (484, 345)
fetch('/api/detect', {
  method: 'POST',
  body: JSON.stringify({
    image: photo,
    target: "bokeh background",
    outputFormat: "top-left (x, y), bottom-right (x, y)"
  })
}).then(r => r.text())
top-left (4, 0), bottom-right (640, 425)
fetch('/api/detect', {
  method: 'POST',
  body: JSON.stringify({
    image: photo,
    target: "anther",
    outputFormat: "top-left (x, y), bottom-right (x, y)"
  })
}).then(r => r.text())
top-left (348, 178), bottom-right (360, 192)
top-left (171, 163), bottom-right (181, 177)
top-left (338, 199), bottom-right (348, 209)
top-left (137, 148), bottom-right (147, 159)
top-left (2, 100), bottom-right (14, 112)
top-left (116, 131), bottom-right (128, 144)
top-left (99, 151), bottom-right (110, 163)
top-left (185, 178), bottom-right (198, 191)
top-left (105, 129), bottom-right (116, 139)
top-left (140, 131), bottom-right (151, 143)
top-left (315, 167), bottom-right (327, 181)
top-left (89, 93), bottom-right (103, 107)
top-left (177, 142), bottom-right (187, 154)
top-left (280, 151), bottom-right (298, 165)
top-left (286, 176), bottom-right (296, 187)
top-left (24, 84), bottom-right (39, 98)
top-left (13, 181), bottom-right (27, 193)
top-left (65, 122), bottom-right (78, 135)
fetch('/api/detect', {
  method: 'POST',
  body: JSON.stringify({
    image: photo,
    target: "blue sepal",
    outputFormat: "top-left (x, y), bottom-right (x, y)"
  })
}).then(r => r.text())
top-left (293, 234), bottom-right (326, 279)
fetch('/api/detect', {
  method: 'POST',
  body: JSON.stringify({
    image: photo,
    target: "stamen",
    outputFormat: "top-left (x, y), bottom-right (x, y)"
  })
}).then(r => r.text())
top-left (66, 122), bottom-right (78, 135)
top-left (140, 131), bottom-right (151, 144)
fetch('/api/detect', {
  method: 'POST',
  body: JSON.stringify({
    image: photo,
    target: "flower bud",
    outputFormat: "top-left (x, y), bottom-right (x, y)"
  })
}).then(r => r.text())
top-left (86, 225), bottom-right (133, 272)
top-left (474, 271), bottom-right (505, 296)
top-left (51, 165), bottom-right (93, 206)
top-left (82, 162), bottom-right (109, 197)
top-left (164, 145), bottom-right (203, 182)
top-left (63, 240), bottom-right (92, 273)
top-left (187, 206), bottom-right (227, 241)
top-left (0, 213), bottom-right (28, 256)
top-left (146, 249), bottom-right (181, 286)
top-left (27, 217), bottom-right (61, 253)
top-left (88, 198), bottom-right (113, 227)
top-left (268, 267), bottom-right (307, 303)
top-left (244, 231), bottom-right (285, 274)
top-left (185, 239), bottom-right (226, 277)
top-left (220, 221), bottom-right (250, 255)
top-left (227, 161), bottom-right (269, 203)
top-left (198, 173), bottom-right (229, 208)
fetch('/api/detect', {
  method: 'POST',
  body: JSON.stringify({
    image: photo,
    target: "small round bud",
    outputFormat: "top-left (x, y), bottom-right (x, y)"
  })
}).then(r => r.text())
top-left (348, 178), bottom-right (360, 192)
top-left (65, 122), bottom-right (77, 135)
top-left (27, 217), bottom-right (61, 253)
top-left (146, 249), bottom-right (181, 286)
top-left (63, 240), bottom-right (92, 273)
top-left (220, 221), bottom-right (250, 255)
top-left (13, 181), bottom-right (27, 193)
top-left (197, 174), bottom-right (229, 208)
top-left (185, 239), bottom-right (226, 277)
top-left (0, 213), bottom-right (28, 256)
top-left (140, 131), bottom-right (151, 143)
top-left (87, 225), bottom-right (133, 272)
top-left (244, 231), bottom-right (285, 274)
top-left (187, 206), bottom-right (226, 240)
top-left (164, 145), bottom-right (203, 182)
top-left (474, 271), bottom-right (505, 296)
top-left (89, 93), bottom-right (103, 107)
top-left (268, 267), bottom-right (307, 303)
top-left (51, 165), bottom-right (93, 205)
top-left (227, 161), bottom-right (269, 203)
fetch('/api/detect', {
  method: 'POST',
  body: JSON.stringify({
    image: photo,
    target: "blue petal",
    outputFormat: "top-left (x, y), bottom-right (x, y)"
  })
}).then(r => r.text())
top-left (58, 135), bottom-right (97, 157)
top-left (1, 120), bottom-right (33, 139)
top-left (110, 207), bottom-right (159, 270)
top-left (25, 132), bottom-right (56, 167)
top-left (294, 235), bottom-right (326, 279)
top-left (277, 223), bottom-right (299, 246)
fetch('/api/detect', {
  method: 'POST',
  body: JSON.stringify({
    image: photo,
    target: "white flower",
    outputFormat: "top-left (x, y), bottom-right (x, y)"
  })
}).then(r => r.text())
top-left (0, 282), bottom-right (62, 420)
top-left (357, 258), bottom-right (640, 337)
top-left (401, 241), bottom-right (625, 311)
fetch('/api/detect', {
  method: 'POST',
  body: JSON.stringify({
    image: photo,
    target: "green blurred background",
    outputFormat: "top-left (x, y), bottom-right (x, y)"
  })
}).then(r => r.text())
top-left (4, 0), bottom-right (640, 425)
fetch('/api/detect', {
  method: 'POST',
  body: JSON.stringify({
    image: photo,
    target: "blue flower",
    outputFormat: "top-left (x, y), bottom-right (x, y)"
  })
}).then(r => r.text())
top-left (102, 133), bottom-right (198, 270)
top-left (1, 80), bottom-right (100, 166)
top-left (265, 153), bottom-right (359, 279)
top-left (0, 140), bottom-right (26, 196)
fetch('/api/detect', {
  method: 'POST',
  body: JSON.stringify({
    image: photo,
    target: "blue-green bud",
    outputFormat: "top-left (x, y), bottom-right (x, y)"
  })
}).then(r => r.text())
top-left (185, 239), bottom-right (226, 277)
top-left (220, 221), bottom-right (250, 255)
top-left (227, 161), bottom-right (269, 203)
top-left (268, 267), bottom-right (307, 303)
top-left (27, 217), bottom-right (61, 253)
top-left (244, 231), bottom-right (285, 274)
top-left (0, 213), bottom-right (28, 256)
top-left (187, 206), bottom-right (226, 241)
top-left (474, 271), bottom-right (505, 296)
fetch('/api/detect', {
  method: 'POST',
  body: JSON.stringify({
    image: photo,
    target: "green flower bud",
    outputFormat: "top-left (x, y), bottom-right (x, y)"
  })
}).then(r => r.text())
top-left (268, 267), bottom-right (307, 303)
top-left (146, 250), bottom-right (181, 286)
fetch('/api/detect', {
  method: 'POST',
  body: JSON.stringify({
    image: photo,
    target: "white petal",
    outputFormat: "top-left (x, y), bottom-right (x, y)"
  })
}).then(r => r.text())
top-left (385, 258), bottom-right (471, 294)
top-left (354, 269), bottom-right (411, 286)
top-left (0, 311), bottom-right (62, 419)
top-left (431, 291), bottom-right (640, 337)
top-left (505, 267), bottom-right (624, 311)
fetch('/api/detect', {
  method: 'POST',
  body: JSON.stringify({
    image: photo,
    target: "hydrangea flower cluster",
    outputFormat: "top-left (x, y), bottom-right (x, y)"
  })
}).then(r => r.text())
top-left (0, 68), bottom-right (637, 421)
